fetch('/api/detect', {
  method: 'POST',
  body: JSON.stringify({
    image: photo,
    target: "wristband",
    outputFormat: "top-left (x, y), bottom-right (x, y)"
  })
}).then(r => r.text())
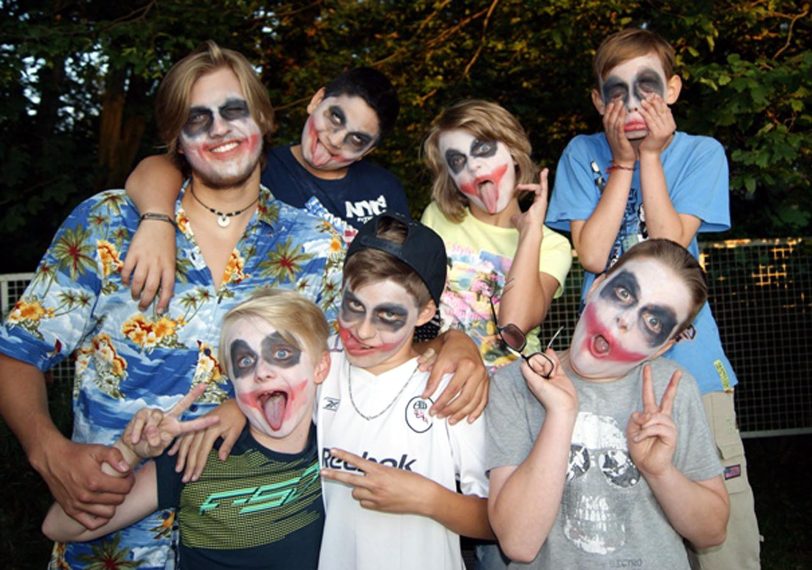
top-left (140, 212), bottom-right (178, 229)
top-left (607, 162), bottom-right (635, 173)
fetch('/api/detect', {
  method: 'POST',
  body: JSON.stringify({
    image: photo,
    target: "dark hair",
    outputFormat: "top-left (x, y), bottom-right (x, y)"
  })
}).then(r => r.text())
top-left (607, 239), bottom-right (708, 335)
top-left (324, 67), bottom-right (399, 136)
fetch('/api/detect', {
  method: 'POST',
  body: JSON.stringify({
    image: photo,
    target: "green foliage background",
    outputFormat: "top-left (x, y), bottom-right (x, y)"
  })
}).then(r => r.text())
top-left (2, 1), bottom-right (810, 272)
top-left (1, 3), bottom-right (811, 567)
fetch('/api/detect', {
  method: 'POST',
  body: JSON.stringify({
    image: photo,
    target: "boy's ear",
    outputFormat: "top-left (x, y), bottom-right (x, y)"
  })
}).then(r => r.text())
top-left (416, 301), bottom-right (437, 327)
top-left (666, 75), bottom-right (682, 105)
top-left (313, 351), bottom-right (331, 385)
top-left (306, 87), bottom-right (327, 115)
top-left (650, 337), bottom-right (677, 360)
top-left (592, 89), bottom-right (606, 115)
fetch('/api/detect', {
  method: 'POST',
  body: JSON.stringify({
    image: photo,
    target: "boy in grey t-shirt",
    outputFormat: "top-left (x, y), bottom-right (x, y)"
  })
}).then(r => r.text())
top-left (486, 239), bottom-right (728, 568)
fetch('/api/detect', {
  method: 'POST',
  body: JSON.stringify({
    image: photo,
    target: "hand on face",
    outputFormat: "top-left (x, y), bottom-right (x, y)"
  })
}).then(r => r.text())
top-left (438, 129), bottom-right (517, 216)
top-left (597, 53), bottom-right (674, 153)
top-left (601, 99), bottom-right (637, 165)
top-left (300, 91), bottom-right (380, 171)
top-left (637, 94), bottom-right (676, 155)
top-left (626, 365), bottom-right (680, 477)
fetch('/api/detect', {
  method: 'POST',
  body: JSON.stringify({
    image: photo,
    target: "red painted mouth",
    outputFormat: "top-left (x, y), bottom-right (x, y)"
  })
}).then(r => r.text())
top-left (338, 326), bottom-right (377, 356)
top-left (582, 304), bottom-right (647, 363)
top-left (624, 120), bottom-right (648, 133)
top-left (338, 325), bottom-right (401, 357)
top-left (459, 163), bottom-right (509, 212)
top-left (258, 390), bottom-right (288, 431)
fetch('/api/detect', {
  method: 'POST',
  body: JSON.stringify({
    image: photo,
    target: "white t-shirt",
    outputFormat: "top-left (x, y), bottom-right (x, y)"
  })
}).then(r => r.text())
top-left (317, 344), bottom-right (488, 570)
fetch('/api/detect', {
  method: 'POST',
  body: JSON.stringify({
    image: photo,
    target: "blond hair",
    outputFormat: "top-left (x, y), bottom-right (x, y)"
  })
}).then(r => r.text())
top-left (593, 28), bottom-right (676, 87)
top-left (155, 40), bottom-right (275, 166)
top-left (218, 289), bottom-right (329, 378)
top-left (422, 99), bottom-right (537, 223)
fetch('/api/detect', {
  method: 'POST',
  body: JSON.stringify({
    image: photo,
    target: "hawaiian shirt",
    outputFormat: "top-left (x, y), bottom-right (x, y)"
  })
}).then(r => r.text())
top-left (0, 184), bottom-right (344, 570)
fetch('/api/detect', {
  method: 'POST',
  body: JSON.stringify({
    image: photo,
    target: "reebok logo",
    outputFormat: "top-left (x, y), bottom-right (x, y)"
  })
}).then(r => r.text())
top-left (321, 448), bottom-right (416, 472)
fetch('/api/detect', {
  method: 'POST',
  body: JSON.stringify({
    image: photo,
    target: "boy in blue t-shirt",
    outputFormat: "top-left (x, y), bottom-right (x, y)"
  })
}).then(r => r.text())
top-left (546, 28), bottom-right (759, 569)
top-left (42, 290), bottom-right (332, 570)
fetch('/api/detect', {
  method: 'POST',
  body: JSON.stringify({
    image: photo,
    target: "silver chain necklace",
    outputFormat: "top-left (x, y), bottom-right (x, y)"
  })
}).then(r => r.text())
top-left (347, 360), bottom-right (421, 421)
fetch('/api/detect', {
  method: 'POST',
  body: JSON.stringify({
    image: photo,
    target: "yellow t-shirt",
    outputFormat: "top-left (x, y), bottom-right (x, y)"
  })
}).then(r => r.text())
top-left (421, 202), bottom-right (572, 368)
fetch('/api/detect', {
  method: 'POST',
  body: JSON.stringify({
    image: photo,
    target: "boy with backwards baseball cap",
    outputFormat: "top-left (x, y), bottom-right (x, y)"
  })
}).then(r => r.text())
top-left (316, 211), bottom-right (493, 569)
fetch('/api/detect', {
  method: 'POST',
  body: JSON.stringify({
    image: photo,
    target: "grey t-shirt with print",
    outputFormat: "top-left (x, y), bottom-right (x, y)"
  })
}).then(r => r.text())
top-left (485, 356), bottom-right (723, 569)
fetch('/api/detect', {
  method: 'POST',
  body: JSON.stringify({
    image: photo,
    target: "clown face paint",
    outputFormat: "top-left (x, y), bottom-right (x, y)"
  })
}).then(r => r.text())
top-left (569, 258), bottom-right (691, 380)
top-left (599, 53), bottom-right (668, 140)
top-left (225, 317), bottom-right (319, 451)
top-left (338, 280), bottom-right (423, 375)
top-left (179, 67), bottom-right (263, 188)
top-left (300, 93), bottom-right (380, 171)
top-left (438, 129), bottom-right (516, 215)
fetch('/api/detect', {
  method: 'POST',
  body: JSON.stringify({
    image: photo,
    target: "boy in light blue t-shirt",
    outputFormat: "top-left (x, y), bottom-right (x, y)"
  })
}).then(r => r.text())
top-left (546, 28), bottom-right (760, 569)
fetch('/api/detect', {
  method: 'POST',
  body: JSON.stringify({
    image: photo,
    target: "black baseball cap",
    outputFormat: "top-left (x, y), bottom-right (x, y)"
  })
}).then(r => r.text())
top-left (346, 212), bottom-right (447, 305)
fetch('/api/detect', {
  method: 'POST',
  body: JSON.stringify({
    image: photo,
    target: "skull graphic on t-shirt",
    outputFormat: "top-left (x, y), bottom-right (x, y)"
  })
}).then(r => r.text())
top-left (562, 411), bottom-right (641, 555)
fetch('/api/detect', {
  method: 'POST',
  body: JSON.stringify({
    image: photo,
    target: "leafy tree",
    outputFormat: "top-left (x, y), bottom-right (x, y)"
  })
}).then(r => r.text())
top-left (1, 0), bottom-right (809, 272)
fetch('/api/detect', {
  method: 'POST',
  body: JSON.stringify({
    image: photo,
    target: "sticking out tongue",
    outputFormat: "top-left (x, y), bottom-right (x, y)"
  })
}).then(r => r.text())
top-left (264, 391), bottom-right (288, 431)
top-left (593, 335), bottom-right (610, 356)
top-left (478, 181), bottom-right (498, 212)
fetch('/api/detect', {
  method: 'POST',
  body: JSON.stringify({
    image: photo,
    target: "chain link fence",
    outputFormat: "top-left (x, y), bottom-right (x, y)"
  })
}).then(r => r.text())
top-left (2, 237), bottom-right (810, 437)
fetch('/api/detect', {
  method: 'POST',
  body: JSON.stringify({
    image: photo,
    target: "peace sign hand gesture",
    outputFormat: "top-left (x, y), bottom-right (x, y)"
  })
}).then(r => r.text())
top-left (626, 365), bottom-right (681, 477)
top-left (320, 448), bottom-right (436, 515)
top-left (122, 383), bottom-right (220, 460)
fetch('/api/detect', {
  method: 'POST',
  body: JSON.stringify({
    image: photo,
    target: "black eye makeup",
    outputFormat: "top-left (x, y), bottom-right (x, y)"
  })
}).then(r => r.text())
top-left (340, 290), bottom-right (411, 332)
top-left (633, 69), bottom-right (665, 100)
top-left (324, 105), bottom-right (375, 152)
top-left (471, 139), bottom-right (498, 158)
top-left (261, 332), bottom-right (302, 369)
top-left (639, 306), bottom-right (678, 347)
top-left (328, 105), bottom-right (346, 127)
top-left (374, 303), bottom-right (409, 332)
top-left (601, 271), bottom-right (640, 307)
top-left (341, 291), bottom-right (367, 323)
top-left (182, 98), bottom-right (251, 138)
top-left (445, 149), bottom-right (467, 174)
top-left (230, 339), bottom-right (258, 378)
top-left (601, 67), bottom-right (666, 107)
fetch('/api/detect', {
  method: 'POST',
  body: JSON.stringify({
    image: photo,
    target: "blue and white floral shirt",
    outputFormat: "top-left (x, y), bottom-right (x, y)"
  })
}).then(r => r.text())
top-left (0, 185), bottom-right (344, 570)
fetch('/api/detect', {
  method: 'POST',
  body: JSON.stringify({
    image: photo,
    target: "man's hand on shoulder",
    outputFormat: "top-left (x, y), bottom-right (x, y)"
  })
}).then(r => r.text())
top-left (418, 329), bottom-right (488, 424)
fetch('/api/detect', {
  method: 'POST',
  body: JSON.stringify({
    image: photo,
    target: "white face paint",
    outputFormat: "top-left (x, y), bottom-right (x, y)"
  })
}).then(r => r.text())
top-left (338, 279), bottom-right (423, 374)
top-left (179, 67), bottom-right (264, 188)
top-left (599, 53), bottom-right (669, 140)
top-left (225, 317), bottom-right (320, 449)
top-left (438, 129), bottom-right (517, 215)
top-left (570, 258), bottom-right (691, 380)
top-left (300, 93), bottom-right (380, 171)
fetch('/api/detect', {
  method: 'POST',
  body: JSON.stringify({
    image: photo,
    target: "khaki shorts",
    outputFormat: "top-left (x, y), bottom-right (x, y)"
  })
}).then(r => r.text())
top-left (688, 391), bottom-right (761, 570)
